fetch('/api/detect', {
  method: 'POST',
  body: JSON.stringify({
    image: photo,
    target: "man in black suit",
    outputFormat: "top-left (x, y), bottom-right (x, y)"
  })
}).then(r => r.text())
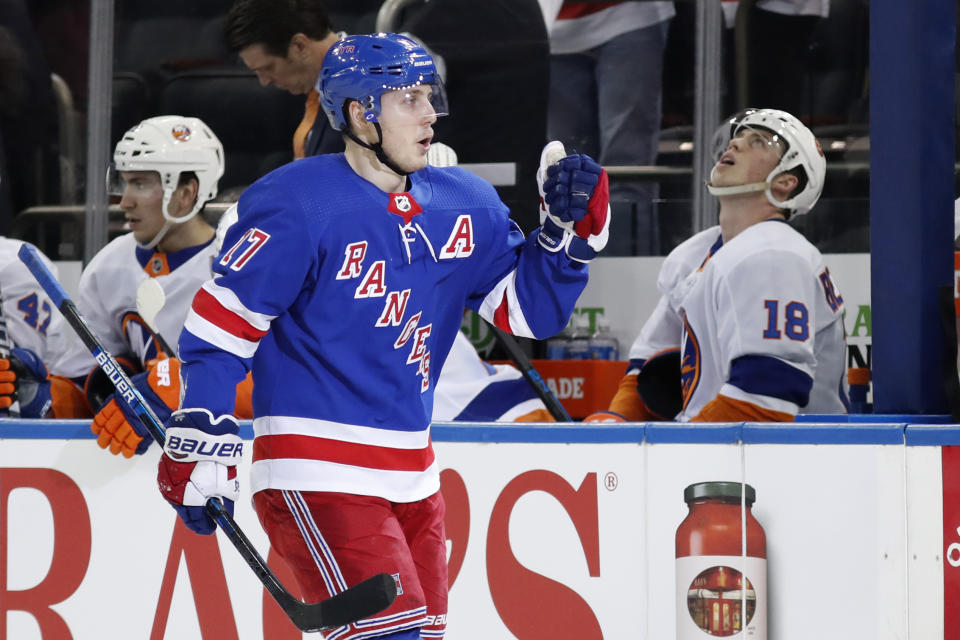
top-left (225, 0), bottom-right (343, 158)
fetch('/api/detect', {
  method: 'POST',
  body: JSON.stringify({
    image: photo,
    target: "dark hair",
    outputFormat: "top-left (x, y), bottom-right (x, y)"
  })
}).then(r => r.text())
top-left (225, 0), bottom-right (333, 58)
top-left (778, 166), bottom-right (809, 218)
top-left (177, 171), bottom-right (199, 188)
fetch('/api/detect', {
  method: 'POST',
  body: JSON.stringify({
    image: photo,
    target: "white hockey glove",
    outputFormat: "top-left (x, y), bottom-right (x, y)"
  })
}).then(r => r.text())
top-left (157, 409), bottom-right (242, 535)
top-left (536, 141), bottom-right (611, 263)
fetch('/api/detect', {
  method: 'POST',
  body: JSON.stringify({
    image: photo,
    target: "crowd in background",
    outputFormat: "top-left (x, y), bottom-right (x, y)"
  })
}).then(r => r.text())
top-left (0, 0), bottom-right (871, 259)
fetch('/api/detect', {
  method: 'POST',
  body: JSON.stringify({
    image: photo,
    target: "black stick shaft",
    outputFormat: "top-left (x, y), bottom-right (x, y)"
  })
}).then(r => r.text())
top-left (490, 325), bottom-right (572, 422)
top-left (18, 244), bottom-right (396, 631)
top-left (153, 330), bottom-right (177, 359)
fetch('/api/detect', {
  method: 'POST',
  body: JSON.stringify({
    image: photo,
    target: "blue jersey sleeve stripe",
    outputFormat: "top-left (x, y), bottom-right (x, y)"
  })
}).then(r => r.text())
top-left (728, 354), bottom-right (813, 407)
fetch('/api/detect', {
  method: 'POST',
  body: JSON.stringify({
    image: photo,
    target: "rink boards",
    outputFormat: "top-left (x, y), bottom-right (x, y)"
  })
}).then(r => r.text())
top-left (2, 419), bottom-right (959, 639)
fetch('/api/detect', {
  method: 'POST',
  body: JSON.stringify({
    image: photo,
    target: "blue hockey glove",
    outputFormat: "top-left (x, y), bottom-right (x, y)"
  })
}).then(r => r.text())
top-left (536, 141), bottom-right (610, 263)
top-left (91, 357), bottom-right (181, 458)
top-left (157, 408), bottom-right (242, 535)
top-left (0, 347), bottom-right (52, 417)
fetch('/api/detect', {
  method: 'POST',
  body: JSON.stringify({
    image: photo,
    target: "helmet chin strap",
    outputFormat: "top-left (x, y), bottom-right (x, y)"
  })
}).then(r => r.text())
top-left (137, 220), bottom-right (172, 251)
top-left (705, 181), bottom-right (769, 197)
top-left (705, 180), bottom-right (793, 213)
top-left (136, 188), bottom-right (200, 251)
top-left (345, 122), bottom-right (411, 177)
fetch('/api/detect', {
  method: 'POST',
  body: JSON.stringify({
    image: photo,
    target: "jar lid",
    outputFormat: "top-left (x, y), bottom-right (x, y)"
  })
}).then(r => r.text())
top-left (684, 481), bottom-right (756, 505)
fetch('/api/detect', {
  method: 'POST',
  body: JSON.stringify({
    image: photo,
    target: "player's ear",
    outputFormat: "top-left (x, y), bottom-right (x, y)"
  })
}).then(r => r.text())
top-left (174, 177), bottom-right (199, 211)
top-left (772, 172), bottom-right (798, 198)
top-left (347, 100), bottom-right (369, 134)
top-left (287, 33), bottom-right (310, 59)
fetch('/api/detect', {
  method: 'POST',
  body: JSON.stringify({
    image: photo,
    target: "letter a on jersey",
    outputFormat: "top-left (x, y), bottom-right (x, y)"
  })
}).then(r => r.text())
top-left (355, 260), bottom-right (387, 298)
top-left (439, 215), bottom-right (475, 259)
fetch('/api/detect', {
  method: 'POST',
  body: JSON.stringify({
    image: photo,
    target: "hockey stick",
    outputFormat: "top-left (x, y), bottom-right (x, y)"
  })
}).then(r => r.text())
top-left (489, 325), bottom-right (572, 422)
top-left (18, 244), bottom-right (397, 632)
top-left (135, 278), bottom-right (177, 356)
top-left (434, 141), bottom-right (569, 421)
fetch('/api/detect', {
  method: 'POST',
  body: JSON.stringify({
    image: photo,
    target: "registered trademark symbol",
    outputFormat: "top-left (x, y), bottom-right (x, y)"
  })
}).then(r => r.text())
top-left (604, 472), bottom-right (618, 491)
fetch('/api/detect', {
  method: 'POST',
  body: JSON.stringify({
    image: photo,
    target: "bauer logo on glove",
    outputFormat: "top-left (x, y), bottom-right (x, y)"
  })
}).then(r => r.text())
top-left (163, 409), bottom-right (243, 462)
top-left (165, 433), bottom-right (243, 461)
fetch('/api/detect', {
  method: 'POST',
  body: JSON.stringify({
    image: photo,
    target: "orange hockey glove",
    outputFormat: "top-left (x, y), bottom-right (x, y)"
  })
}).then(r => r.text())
top-left (583, 373), bottom-right (663, 422)
top-left (91, 357), bottom-right (254, 458)
top-left (0, 348), bottom-right (53, 417)
top-left (91, 357), bottom-right (181, 458)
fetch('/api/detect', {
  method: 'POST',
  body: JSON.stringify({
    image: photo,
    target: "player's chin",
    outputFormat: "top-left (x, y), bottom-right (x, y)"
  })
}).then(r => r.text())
top-left (401, 153), bottom-right (428, 173)
top-left (131, 229), bottom-right (156, 245)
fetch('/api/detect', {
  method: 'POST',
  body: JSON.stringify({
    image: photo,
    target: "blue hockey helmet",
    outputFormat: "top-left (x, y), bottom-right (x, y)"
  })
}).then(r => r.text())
top-left (319, 33), bottom-right (448, 132)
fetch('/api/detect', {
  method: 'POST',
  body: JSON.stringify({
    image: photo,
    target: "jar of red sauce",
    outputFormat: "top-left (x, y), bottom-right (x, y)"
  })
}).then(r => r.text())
top-left (676, 481), bottom-right (766, 638)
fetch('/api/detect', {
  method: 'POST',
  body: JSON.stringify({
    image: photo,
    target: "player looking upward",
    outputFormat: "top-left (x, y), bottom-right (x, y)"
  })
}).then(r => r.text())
top-left (154, 33), bottom-right (609, 639)
top-left (587, 108), bottom-right (846, 423)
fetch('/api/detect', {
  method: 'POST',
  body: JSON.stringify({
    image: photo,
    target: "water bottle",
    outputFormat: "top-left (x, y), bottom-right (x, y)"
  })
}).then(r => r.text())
top-left (546, 322), bottom-right (572, 359)
top-left (588, 320), bottom-right (620, 360)
top-left (565, 314), bottom-right (591, 360)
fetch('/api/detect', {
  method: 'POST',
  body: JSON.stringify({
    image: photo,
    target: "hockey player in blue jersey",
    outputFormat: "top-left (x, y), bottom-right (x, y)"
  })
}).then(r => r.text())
top-left (155, 33), bottom-right (610, 638)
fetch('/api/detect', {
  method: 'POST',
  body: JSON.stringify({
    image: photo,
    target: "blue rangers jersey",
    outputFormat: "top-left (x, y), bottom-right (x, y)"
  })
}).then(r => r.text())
top-left (178, 154), bottom-right (587, 501)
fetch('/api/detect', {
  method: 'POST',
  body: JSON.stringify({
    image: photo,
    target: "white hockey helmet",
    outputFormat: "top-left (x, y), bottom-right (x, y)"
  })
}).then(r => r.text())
top-left (111, 115), bottom-right (225, 248)
top-left (707, 108), bottom-right (826, 216)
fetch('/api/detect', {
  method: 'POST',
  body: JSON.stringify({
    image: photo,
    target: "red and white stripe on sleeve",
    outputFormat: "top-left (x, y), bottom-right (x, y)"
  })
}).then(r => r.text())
top-left (183, 279), bottom-right (275, 359)
top-left (478, 270), bottom-right (535, 338)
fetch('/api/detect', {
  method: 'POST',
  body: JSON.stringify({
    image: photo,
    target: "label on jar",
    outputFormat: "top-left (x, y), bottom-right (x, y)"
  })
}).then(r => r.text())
top-left (676, 555), bottom-right (767, 639)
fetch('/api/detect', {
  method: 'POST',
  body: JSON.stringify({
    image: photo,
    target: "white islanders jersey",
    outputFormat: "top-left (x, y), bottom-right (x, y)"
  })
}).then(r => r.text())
top-left (629, 222), bottom-right (847, 420)
top-left (0, 237), bottom-right (69, 363)
top-left (53, 233), bottom-right (218, 378)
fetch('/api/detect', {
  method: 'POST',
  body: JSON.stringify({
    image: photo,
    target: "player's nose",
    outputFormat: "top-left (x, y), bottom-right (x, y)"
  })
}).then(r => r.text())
top-left (420, 102), bottom-right (438, 124)
top-left (119, 189), bottom-right (136, 209)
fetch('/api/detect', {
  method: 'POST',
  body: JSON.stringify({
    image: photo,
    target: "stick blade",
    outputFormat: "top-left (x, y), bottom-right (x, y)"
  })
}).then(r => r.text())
top-left (284, 572), bottom-right (398, 632)
top-left (135, 278), bottom-right (166, 333)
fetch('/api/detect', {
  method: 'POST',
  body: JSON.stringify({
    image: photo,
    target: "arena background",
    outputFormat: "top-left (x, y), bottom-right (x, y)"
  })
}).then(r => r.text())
top-left (2, 0), bottom-right (960, 638)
